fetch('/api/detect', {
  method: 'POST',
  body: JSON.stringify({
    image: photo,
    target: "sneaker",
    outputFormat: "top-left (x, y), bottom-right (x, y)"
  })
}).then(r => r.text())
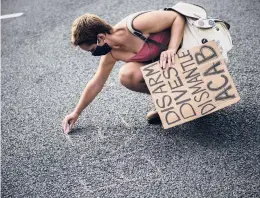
top-left (146, 108), bottom-right (161, 124)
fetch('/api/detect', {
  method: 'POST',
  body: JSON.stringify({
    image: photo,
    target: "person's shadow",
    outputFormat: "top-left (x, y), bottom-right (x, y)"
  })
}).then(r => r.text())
top-left (160, 105), bottom-right (255, 149)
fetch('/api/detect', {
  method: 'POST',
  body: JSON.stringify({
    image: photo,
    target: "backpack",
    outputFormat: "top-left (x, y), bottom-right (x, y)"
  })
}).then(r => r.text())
top-left (126, 1), bottom-right (233, 62)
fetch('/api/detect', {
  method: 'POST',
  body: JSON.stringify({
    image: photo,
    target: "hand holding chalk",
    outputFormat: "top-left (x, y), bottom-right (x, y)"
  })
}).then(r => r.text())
top-left (62, 112), bottom-right (80, 134)
top-left (66, 121), bottom-right (71, 134)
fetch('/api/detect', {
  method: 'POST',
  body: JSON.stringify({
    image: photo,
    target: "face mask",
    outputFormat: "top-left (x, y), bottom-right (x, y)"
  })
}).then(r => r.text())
top-left (92, 40), bottom-right (112, 56)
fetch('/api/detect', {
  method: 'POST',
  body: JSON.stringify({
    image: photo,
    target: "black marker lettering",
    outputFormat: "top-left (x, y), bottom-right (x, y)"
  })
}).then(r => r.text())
top-left (180, 103), bottom-right (196, 119)
top-left (177, 50), bottom-right (191, 58)
top-left (168, 77), bottom-right (183, 90)
top-left (156, 95), bottom-right (172, 109)
top-left (201, 103), bottom-right (216, 115)
top-left (143, 62), bottom-right (160, 77)
top-left (215, 85), bottom-right (236, 101)
top-left (165, 111), bottom-right (181, 125)
top-left (189, 81), bottom-right (205, 95)
top-left (207, 74), bottom-right (228, 91)
top-left (152, 84), bottom-right (168, 94)
top-left (162, 67), bottom-right (176, 79)
top-left (149, 74), bottom-right (163, 87)
top-left (161, 106), bottom-right (174, 113)
top-left (194, 91), bottom-right (210, 103)
top-left (195, 45), bottom-right (217, 65)
top-left (172, 90), bottom-right (187, 101)
top-left (184, 67), bottom-right (198, 79)
top-left (187, 74), bottom-right (202, 84)
top-left (180, 58), bottom-right (195, 72)
top-left (198, 99), bottom-right (213, 108)
top-left (176, 98), bottom-right (191, 105)
top-left (203, 61), bottom-right (224, 76)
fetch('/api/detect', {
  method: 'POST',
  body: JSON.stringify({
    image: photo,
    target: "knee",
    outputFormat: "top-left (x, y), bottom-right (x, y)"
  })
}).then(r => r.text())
top-left (119, 67), bottom-right (134, 86)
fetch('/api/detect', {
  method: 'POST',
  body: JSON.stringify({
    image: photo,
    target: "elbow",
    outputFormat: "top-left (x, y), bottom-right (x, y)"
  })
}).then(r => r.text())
top-left (88, 78), bottom-right (104, 93)
top-left (176, 13), bottom-right (186, 26)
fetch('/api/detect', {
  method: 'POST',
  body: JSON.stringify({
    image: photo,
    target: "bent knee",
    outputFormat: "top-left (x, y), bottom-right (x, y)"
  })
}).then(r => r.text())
top-left (119, 62), bottom-right (145, 87)
top-left (119, 67), bottom-right (134, 86)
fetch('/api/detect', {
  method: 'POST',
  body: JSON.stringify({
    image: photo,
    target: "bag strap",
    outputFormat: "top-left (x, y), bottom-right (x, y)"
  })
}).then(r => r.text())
top-left (126, 11), bottom-right (168, 50)
top-left (164, 1), bottom-right (207, 19)
top-left (164, 2), bottom-right (230, 29)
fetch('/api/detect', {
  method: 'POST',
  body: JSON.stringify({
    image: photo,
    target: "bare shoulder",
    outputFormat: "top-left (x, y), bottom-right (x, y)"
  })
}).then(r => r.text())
top-left (114, 16), bottom-right (128, 29)
top-left (133, 10), bottom-right (184, 33)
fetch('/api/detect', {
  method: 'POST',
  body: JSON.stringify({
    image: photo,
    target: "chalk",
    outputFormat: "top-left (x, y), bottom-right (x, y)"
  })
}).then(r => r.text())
top-left (64, 121), bottom-right (70, 134)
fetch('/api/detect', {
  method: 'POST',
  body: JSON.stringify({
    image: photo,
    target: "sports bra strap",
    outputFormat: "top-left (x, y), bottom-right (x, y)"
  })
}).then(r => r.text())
top-left (126, 11), bottom-right (168, 50)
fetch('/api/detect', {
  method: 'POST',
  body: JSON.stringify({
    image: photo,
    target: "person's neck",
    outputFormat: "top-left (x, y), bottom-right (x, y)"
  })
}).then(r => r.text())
top-left (105, 27), bottom-right (125, 48)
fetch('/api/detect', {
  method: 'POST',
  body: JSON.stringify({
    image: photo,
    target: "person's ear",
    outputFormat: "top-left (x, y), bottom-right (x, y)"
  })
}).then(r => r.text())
top-left (97, 33), bottom-right (106, 43)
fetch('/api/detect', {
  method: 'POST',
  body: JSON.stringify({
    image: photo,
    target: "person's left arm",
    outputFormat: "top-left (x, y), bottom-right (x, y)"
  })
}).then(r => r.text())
top-left (133, 10), bottom-right (185, 69)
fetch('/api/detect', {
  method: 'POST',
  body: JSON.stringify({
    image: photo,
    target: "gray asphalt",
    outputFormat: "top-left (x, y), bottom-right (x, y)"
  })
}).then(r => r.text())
top-left (1, 0), bottom-right (260, 197)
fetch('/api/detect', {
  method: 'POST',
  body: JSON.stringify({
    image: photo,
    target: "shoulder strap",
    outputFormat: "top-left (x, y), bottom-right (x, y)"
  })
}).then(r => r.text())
top-left (126, 11), bottom-right (168, 50)
top-left (126, 11), bottom-right (151, 37)
top-left (164, 1), bottom-right (207, 19)
top-left (164, 2), bottom-right (230, 29)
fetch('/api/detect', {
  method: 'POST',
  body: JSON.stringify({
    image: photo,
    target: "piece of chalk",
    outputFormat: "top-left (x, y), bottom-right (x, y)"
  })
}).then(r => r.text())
top-left (66, 123), bottom-right (70, 133)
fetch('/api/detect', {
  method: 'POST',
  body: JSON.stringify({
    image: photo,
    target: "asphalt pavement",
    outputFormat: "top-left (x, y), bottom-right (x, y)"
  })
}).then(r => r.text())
top-left (1, 0), bottom-right (260, 197)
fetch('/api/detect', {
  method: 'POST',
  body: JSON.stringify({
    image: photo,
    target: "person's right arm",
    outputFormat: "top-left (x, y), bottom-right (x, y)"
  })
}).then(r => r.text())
top-left (74, 53), bottom-right (116, 114)
top-left (63, 53), bottom-right (117, 133)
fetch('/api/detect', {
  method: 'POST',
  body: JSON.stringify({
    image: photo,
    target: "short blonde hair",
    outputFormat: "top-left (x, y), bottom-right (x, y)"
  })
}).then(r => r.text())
top-left (71, 13), bottom-right (112, 46)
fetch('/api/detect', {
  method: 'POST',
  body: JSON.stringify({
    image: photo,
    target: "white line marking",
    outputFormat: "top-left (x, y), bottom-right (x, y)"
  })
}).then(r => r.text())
top-left (1, 13), bottom-right (24, 19)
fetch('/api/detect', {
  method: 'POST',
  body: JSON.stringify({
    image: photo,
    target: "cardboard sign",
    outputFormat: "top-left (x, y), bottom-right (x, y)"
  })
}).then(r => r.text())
top-left (141, 41), bottom-right (240, 129)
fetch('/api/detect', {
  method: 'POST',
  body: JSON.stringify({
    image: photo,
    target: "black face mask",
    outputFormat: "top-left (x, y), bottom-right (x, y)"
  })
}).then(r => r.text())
top-left (92, 43), bottom-right (112, 56)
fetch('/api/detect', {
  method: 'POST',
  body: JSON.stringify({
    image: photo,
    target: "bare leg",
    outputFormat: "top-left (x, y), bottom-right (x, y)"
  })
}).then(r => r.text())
top-left (118, 62), bottom-right (150, 94)
top-left (119, 62), bottom-right (160, 123)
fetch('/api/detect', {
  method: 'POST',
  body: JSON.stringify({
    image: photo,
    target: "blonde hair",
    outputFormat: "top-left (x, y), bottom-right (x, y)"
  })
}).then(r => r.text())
top-left (71, 13), bottom-right (112, 46)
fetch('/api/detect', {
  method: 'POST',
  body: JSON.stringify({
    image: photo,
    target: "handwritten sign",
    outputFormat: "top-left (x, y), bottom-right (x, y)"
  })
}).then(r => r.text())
top-left (141, 41), bottom-right (240, 129)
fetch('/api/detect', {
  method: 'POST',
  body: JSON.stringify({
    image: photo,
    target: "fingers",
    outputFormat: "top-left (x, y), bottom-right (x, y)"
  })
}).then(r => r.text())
top-left (62, 112), bottom-right (79, 134)
top-left (168, 51), bottom-right (172, 67)
top-left (65, 122), bottom-right (70, 134)
top-left (62, 116), bottom-right (71, 134)
top-left (62, 118), bottom-right (67, 132)
top-left (160, 53), bottom-right (166, 69)
top-left (63, 118), bottom-right (68, 133)
top-left (160, 50), bottom-right (176, 70)
top-left (171, 51), bottom-right (175, 67)
top-left (160, 52), bottom-right (169, 70)
top-left (67, 120), bottom-right (74, 134)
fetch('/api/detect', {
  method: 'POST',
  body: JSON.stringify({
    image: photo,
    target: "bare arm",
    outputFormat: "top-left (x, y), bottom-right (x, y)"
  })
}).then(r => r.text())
top-left (133, 10), bottom-right (185, 68)
top-left (73, 52), bottom-right (117, 114)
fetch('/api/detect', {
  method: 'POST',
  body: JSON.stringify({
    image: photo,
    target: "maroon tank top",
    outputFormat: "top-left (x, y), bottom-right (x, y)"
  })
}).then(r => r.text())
top-left (126, 29), bottom-right (171, 63)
